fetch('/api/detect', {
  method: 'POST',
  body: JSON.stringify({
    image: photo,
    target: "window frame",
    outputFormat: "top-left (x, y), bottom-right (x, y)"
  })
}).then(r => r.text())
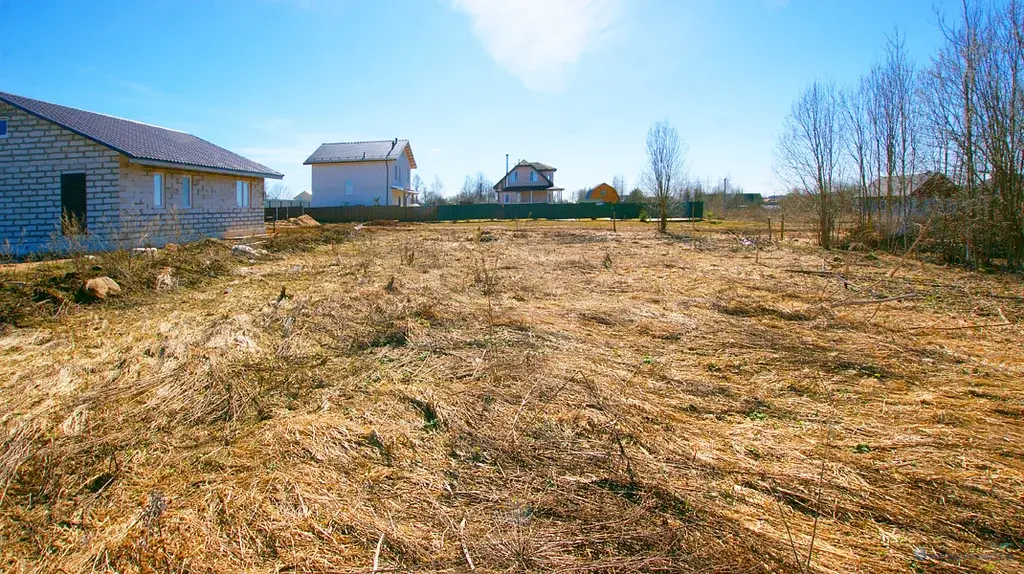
top-left (510, 171), bottom-right (518, 184)
top-left (236, 180), bottom-right (251, 208)
top-left (0, 117), bottom-right (8, 138)
top-left (181, 175), bottom-right (192, 209)
top-left (529, 171), bottom-right (537, 183)
top-left (153, 173), bottom-right (165, 208)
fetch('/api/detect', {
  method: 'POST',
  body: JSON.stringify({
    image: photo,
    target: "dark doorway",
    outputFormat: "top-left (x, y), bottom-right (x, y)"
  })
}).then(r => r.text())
top-left (60, 173), bottom-right (87, 234)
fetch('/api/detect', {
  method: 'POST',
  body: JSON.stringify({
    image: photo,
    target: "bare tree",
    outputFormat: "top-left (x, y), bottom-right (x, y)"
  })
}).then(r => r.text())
top-left (866, 31), bottom-right (923, 246)
top-left (924, 0), bottom-right (1024, 267)
top-left (842, 78), bottom-right (874, 225)
top-left (612, 174), bottom-right (627, 198)
top-left (421, 175), bottom-right (447, 206)
top-left (776, 79), bottom-right (844, 248)
top-left (456, 172), bottom-right (495, 204)
top-left (266, 183), bottom-right (292, 200)
top-left (642, 120), bottom-right (686, 232)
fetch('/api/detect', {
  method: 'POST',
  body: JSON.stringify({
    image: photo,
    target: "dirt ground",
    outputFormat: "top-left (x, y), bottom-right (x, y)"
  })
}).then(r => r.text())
top-left (1, 220), bottom-right (1022, 573)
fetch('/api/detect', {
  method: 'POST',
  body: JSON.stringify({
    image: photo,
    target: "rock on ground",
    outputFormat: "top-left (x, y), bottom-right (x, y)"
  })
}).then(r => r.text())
top-left (82, 276), bottom-right (121, 300)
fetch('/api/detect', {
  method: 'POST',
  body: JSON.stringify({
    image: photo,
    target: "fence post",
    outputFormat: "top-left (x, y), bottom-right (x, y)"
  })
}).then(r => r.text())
top-left (767, 217), bottom-right (772, 242)
top-left (612, 209), bottom-right (617, 232)
top-left (780, 215), bottom-right (785, 241)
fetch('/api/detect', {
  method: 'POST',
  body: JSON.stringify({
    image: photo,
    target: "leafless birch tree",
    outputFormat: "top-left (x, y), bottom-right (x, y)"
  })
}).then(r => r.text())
top-left (776, 80), bottom-right (844, 248)
top-left (642, 120), bottom-right (686, 233)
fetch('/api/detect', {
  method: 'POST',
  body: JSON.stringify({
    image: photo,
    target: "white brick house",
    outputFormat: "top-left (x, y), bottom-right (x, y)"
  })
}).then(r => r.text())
top-left (0, 91), bottom-right (283, 254)
top-left (304, 140), bottom-right (418, 207)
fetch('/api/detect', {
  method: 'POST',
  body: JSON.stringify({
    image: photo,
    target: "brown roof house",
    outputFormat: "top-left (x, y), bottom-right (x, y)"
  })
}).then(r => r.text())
top-left (0, 91), bottom-right (282, 254)
top-left (861, 171), bottom-right (957, 218)
top-left (494, 160), bottom-right (564, 205)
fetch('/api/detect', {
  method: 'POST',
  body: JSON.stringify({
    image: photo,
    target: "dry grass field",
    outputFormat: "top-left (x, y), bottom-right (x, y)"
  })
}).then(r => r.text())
top-left (1, 220), bottom-right (1022, 573)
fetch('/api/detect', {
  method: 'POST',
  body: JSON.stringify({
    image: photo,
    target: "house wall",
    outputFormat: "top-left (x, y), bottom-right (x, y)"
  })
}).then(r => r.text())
top-left (0, 102), bottom-right (122, 254)
top-left (118, 162), bottom-right (266, 246)
top-left (499, 190), bottom-right (552, 205)
top-left (0, 103), bottom-right (269, 254)
top-left (310, 151), bottom-right (412, 207)
top-left (501, 165), bottom-right (554, 189)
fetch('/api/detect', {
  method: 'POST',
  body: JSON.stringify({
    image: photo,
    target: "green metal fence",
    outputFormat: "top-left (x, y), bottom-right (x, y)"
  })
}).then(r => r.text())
top-left (265, 202), bottom-right (703, 224)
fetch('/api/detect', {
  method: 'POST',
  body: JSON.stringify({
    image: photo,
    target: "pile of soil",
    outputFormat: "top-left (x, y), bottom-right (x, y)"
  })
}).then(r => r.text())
top-left (289, 214), bottom-right (320, 227)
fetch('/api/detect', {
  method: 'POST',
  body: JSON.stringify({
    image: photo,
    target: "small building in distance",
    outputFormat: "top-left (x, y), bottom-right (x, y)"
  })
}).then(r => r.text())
top-left (494, 160), bottom-right (564, 204)
top-left (581, 183), bottom-right (620, 204)
top-left (267, 190), bottom-right (312, 208)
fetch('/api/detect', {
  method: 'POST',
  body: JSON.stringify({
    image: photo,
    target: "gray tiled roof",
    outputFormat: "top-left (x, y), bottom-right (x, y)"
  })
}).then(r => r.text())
top-left (0, 91), bottom-right (283, 179)
top-left (519, 160), bottom-right (556, 171)
top-left (304, 139), bottom-right (417, 168)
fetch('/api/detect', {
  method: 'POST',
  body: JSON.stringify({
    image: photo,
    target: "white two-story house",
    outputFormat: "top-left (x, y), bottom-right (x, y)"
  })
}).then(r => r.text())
top-left (304, 139), bottom-right (417, 207)
top-left (493, 160), bottom-right (564, 204)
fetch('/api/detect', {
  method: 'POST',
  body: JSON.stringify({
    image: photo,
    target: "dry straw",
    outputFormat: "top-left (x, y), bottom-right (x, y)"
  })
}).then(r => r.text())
top-left (0, 220), bottom-right (1021, 573)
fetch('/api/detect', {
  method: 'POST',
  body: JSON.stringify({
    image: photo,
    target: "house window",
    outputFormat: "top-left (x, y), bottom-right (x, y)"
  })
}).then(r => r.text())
top-left (182, 176), bottom-right (192, 208)
top-left (529, 171), bottom-right (537, 183)
top-left (504, 193), bottom-right (510, 204)
top-left (153, 173), bottom-right (164, 208)
top-left (0, 117), bottom-right (8, 138)
top-left (510, 172), bottom-right (518, 184)
top-left (236, 180), bottom-right (250, 207)
top-left (345, 180), bottom-right (353, 196)
top-left (394, 165), bottom-right (399, 183)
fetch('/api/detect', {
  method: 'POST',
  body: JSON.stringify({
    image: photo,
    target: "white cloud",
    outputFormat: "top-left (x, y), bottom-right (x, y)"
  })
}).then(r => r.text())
top-left (452, 0), bottom-right (623, 91)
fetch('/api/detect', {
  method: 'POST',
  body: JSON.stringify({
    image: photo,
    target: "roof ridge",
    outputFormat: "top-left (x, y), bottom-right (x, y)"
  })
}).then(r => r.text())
top-left (320, 138), bottom-right (407, 145)
top-left (0, 90), bottom-right (282, 178)
top-left (0, 91), bottom-right (186, 133)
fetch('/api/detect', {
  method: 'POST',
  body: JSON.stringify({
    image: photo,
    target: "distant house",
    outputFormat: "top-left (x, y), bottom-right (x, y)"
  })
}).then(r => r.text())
top-left (865, 171), bottom-right (956, 200)
top-left (304, 139), bottom-right (418, 207)
top-left (705, 192), bottom-right (763, 209)
top-left (266, 190), bottom-right (309, 207)
top-left (862, 171), bottom-right (957, 217)
top-left (0, 91), bottom-right (283, 254)
top-left (494, 160), bottom-right (564, 205)
top-left (581, 183), bottom-right (619, 204)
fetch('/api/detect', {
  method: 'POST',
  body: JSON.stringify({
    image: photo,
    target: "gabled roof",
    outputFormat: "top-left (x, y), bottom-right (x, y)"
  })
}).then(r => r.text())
top-left (521, 160), bottom-right (556, 172)
top-left (0, 91), bottom-right (283, 179)
top-left (304, 139), bottom-right (417, 168)
top-left (493, 159), bottom-right (557, 190)
top-left (866, 171), bottom-right (955, 198)
top-left (586, 183), bottom-right (618, 199)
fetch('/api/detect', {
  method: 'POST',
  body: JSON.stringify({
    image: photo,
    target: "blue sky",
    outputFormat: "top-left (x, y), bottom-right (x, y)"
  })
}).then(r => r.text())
top-left (0, 0), bottom-right (957, 198)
